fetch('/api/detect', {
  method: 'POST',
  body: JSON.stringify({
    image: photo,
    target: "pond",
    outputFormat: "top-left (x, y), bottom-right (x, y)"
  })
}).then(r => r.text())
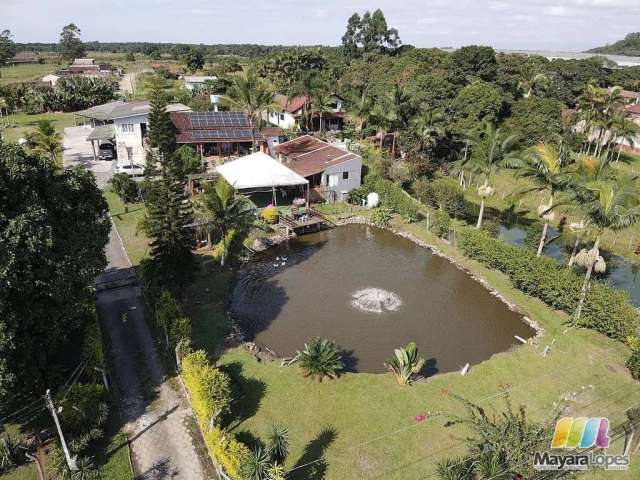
top-left (231, 224), bottom-right (535, 374)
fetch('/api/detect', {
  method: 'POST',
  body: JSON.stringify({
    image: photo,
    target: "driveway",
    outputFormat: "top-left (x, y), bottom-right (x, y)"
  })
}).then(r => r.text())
top-left (63, 125), bottom-right (114, 188)
top-left (96, 223), bottom-right (212, 479)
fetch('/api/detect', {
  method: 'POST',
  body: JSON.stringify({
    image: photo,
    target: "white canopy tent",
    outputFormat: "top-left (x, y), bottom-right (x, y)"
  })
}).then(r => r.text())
top-left (216, 152), bottom-right (309, 206)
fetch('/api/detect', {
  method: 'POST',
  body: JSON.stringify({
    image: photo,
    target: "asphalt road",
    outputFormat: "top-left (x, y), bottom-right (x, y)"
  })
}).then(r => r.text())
top-left (96, 222), bottom-right (211, 479)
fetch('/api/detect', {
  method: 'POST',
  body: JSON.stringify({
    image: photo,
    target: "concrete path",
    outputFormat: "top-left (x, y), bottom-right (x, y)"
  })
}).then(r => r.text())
top-left (63, 125), bottom-right (114, 188)
top-left (96, 222), bottom-right (212, 479)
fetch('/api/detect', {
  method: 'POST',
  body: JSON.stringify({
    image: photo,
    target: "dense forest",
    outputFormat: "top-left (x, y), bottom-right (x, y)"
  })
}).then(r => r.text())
top-left (588, 32), bottom-right (640, 56)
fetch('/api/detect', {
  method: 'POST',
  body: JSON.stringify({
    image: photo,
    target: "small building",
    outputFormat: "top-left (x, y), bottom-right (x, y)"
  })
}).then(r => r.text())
top-left (41, 74), bottom-right (61, 86)
top-left (267, 93), bottom-right (344, 132)
top-left (59, 58), bottom-right (115, 78)
top-left (171, 111), bottom-right (268, 163)
top-left (273, 135), bottom-right (362, 202)
top-left (180, 75), bottom-right (218, 92)
top-left (76, 100), bottom-right (191, 165)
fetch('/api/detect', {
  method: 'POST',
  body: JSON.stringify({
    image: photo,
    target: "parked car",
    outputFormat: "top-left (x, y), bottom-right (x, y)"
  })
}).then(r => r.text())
top-left (98, 143), bottom-right (117, 160)
top-left (115, 163), bottom-right (145, 177)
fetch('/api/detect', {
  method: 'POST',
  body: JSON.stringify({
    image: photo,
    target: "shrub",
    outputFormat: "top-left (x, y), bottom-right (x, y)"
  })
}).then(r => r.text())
top-left (362, 175), bottom-right (419, 222)
top-left (626, 351), bottom-right (640, 380)
top-left (182, 350), bottom-right (232, 425)
top-left (413, 176), bottom-right (466, 217)
top-left (371, 207), bottom-right (393, 227)
top-left (432, 209), bottom-right (451, 238)
top-left (347, 185), bottom-right (369, 205)
top-left (156, 290), bottom-right (192, 347)
top-left (203, 427), bottom-right (250, 480)
top-left (111, 173), bottom-right (140, 203)
top-left (0, 436), bottom-right (26, 473)
top-left (457, 227), bottom-right (638, 341)
top-left (297, 337), bottom-right (344, 381)
top-left (261, 206), bottom-right (278, 224)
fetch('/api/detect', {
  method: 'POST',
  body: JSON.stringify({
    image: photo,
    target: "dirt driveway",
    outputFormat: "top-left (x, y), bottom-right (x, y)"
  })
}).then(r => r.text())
top-left (63, 125), bottom-right (114, 188)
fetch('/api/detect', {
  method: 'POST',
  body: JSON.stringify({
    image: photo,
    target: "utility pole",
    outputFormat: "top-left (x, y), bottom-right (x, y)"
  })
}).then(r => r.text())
top-left (44, 389), bottom-right (77, 471)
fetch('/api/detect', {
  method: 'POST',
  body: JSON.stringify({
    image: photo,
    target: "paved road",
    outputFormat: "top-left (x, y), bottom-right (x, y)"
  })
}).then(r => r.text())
top-left (63, 126), bottom-right (114, 188)
top-left (96, 222), bottom-right (211, 479)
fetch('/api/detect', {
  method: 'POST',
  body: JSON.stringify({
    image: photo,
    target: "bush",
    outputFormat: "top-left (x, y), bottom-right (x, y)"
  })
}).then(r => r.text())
top-left (203, 427), bottom-right (250, 480)
top-left (111, 173), bottom-right (140, 203)
top-left (371, 207), bottom-right (393, 227)
top-left (627, 351), bottom-right (640, 380)
top-left (347, 185), bottom-right (369, 205)
top-left (362, 175), bottom-right (419, 222)
top-left (181, 350), bottom-right (232, 425)
top-left (432, 209), bottom-right (451, 238)
top-left (261, 206), bottom-right (278, 224)
top-left (413, 176), bottom-right (466, 218)
top-left (457, 227), bottom-right (638, 341)
top-left (156, 290), bottom-right (192, 347)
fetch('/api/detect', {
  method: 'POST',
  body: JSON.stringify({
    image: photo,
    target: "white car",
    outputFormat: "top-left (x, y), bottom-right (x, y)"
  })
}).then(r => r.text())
top-left (115, 163), bottom-right (145, 177)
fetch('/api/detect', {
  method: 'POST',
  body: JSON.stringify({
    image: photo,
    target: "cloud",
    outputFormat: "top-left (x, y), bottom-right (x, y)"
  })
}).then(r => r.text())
top-left (543, 5), bottom-right (570, 16)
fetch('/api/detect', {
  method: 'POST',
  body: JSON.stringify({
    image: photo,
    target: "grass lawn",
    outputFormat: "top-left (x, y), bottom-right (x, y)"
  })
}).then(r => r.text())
top-left (0, 464), bottom-right (38, 480)
top-left (0, 63), bottom-right (56, 86)
top-left (105, 188), bottom-right (640, 478)
top-left (104, 187), bottom-right (150, 265)
top-left (0, 111), bottom-right (76, 147)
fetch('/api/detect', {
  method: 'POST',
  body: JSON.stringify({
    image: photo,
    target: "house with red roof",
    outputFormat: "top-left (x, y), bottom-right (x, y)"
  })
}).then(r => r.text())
top-left (273, 135), bottom-right (362, 202)
top-left (266, 93), bottom-right (345, 132)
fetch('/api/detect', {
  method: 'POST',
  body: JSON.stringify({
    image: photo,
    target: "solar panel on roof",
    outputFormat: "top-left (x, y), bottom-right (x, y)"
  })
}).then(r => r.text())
top-left (191, 130), bottom-right (253, 140)
top-left (186, 111), bottom-right (249, 128)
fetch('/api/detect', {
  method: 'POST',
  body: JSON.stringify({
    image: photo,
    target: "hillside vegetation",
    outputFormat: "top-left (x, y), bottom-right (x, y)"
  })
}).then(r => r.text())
top-left (588, 32), bottom-right (640, 56)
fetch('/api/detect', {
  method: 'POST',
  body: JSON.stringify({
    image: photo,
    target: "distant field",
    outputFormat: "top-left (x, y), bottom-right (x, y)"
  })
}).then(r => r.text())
top-left (0, 63), bottom-right (56, 85)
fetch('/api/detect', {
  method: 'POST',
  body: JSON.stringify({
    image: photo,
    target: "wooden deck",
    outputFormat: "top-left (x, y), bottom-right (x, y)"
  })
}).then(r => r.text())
top-left (279, 207), bottom-right (335, 234)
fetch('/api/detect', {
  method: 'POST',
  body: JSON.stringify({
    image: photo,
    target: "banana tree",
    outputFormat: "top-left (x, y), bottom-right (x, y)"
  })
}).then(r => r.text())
top-left (385, 342), bottom-right (426, 385)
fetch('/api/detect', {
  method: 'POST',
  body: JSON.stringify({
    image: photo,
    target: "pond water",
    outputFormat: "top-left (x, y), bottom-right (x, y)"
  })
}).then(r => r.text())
top-left (499, 223), bottom-right (640, 307)
top-left (231, 224), bottom-right (535, 374)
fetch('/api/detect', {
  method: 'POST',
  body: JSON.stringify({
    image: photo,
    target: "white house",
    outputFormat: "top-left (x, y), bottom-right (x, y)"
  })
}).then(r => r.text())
top-left (180, 75), bottom-right (218, 92)
top-left (273, 135), bottom-right (361, 202)
top-left (41, 74), bottom-right (61, 86)
top-left (266, 93), bottom-right (345, 131)
top-left (76, 100), bottom-right (191, 166)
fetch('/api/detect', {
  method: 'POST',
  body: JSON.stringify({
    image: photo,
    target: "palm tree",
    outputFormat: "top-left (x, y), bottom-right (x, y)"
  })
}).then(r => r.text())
top-left (609, 112), bottom-right (639, 163)
top-left (461, 123), bottom-right (523, 229)
top-left (223, 71), bottom-right (277, 149)
top-left (519, 72), bottom-right (549, 98)
top-left (297, 337), bottom-right (343, 381)
top-left (411, 107), bottom-right (445, 152)
top-left (286, 71), bottom-right (324, 132)
top-left (29, 119), bottom-right (63, 165)
top-left (572, 177), bottom-right (640, 321)
top-left (192, 179), bottom-right (255, 266)
top-left (311, 91), bottom-right (335, 132)
top-left (385, 342), bottom-right (426, 385)
top-left (348, 91), bottom-right (373, 138)
top-left (519, 143), bottom-right (571, 256)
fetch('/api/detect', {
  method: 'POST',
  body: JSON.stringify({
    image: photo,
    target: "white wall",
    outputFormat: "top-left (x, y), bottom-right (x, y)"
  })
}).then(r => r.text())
top-left (114, 114), bottom-right (148, 166)
top-left (266, 110), bottom-right (297, 129)
top-left (320, 156), bottom-right (362, 201)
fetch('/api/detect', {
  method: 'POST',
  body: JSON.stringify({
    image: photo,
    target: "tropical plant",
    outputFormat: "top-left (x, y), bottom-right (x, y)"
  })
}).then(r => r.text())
top-left (192, 179), bottom-right (256, 266)
top-left (28, 119), bottom-right (63, 164)
top-left (266, 462), bottom-right (287, 480)
top-left (223, 71), bottom-right (278, 148)
top-left (627, 350), bottom-right (640, 380)
top-left (370, 206), bottom-right (393, 227)
top-left (410, 107), bottom-right (445, 152)
top-left (242, 446), bottom-right (271, 480)
top-left (348, 91), bottom-right (373, 137)
top-left (435, 456), bottom-right (475, 480)
top-left (311, 91), bottom-right (335, 132)
top-left (385, 342), bottom-right (426, 385)
top-left (460, 123), bottom-right (522, 229)
top-left (267, 423), bottom-right (289, 464)
top-left (0, 436), bottom-right (25, 473)
top-left (297, 337), bottom-right (344, 381)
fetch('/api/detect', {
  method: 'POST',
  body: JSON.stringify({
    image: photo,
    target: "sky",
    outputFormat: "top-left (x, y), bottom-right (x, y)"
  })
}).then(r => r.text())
top-left (3, 0), bottom-right (640, 52)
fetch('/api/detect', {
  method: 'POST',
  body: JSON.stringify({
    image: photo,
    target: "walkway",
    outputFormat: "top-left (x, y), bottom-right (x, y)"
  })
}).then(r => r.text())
top-left (96, 222), bottom-right (212, 479)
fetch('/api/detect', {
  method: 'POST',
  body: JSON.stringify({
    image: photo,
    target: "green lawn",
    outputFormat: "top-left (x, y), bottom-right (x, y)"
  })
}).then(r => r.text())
top-left (0, 63), bottom-right (56, 86)
top-left (0, 464), bottom-right (38, 480)
top-left (0, 111), bottom-right (76, 147)
top-left (104, 187), bottom-right (150, 265)
top-left (105, 189), bottom-right (640, 478)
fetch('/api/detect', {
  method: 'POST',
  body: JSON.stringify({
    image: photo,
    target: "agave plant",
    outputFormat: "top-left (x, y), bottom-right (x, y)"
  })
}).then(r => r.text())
top-left (297, 337), bottom-right (344, 381)
top-left (242, 446), bottom-right (271, 480)
top-left (267, 423), bottom-right (289, 464)
top-left (385, 342), bottom-right (426, 385)
top-left (266, 462), bottom-right (287, 480)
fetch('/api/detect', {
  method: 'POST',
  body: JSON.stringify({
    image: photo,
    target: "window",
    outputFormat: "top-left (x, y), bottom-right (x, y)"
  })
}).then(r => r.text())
top-left (120, 123), bottom-right (134, 133)
top-left (342, 171), bottom-right (349, 180)
top-left (279, 113), bottom-right (285, 121)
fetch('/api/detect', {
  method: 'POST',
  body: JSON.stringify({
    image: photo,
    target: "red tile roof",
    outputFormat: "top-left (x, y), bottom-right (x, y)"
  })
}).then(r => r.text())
top-left (274, 94), bottom-right (308, 113)
top-left (626, 104), bottom-right (640, 115)
top-left (260, 127), bottom-right (284, 137)
top-left (273, 135), bottom-right (361, 177)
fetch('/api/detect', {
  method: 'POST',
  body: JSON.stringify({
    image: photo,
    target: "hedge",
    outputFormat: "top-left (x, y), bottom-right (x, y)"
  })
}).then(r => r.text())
top-left (204, 427), bottom-right (250, 480)
top-left (457, 228), bottom-right (639, 341)
top-left (350, 175), bottom-right (420, 222)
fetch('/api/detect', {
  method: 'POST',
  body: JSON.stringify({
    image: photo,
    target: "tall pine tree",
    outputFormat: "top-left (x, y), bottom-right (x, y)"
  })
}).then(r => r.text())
top-left (142, 77), bottom-right (195, 289)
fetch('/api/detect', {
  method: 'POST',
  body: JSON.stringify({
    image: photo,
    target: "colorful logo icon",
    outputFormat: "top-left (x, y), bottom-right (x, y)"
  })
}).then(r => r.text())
top-left (551, 417), bottom-right (610, 449)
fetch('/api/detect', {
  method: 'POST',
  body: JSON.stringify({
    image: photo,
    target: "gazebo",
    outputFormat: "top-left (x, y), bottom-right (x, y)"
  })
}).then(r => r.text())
top-left (216, 152), bottom-right (309, 206)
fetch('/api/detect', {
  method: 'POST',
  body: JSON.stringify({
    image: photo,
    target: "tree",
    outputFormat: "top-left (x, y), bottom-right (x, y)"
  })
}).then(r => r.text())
top-left (28, 119), bottom-right (63, 165)
top-left (59, 23), bottom-right (85, 61)
top-left (450, 80), bottom-right (504, 138)
top-left (341, 9), bottom-right (401, 57)
top-left (461, 123), bottom-right (522, 229)
top-left (385, 342), bottom-right (426, 385)
top-left (0, 30), bottom-right (16, 65)
top-left (297, 337), bottom-right (344, 381)
top-left (223, 71), bottom-right (277, 148)
top-left (0, 143), bottom-right (109, 402)
top-left (192, 179), bottom-right (255, 266)
top-left (504, 96), bottom-right (564, 147)
top-left (451, 45), bottom-right (498, 83)
top-left (519, 143), bottom-right (571, 256)
top-left (141, 79), bottom-right (195, 289)
top-left (312, 90), bottom-right (335, 132)
top-left (257, 48), bottom-right (326, 91)
top-left (184, 47), bottom-right (205, 72)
